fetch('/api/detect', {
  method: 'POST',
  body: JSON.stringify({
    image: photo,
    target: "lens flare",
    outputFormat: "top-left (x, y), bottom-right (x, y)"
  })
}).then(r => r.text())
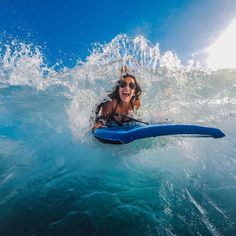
top-left (206, 18), bottom-right (236, 69)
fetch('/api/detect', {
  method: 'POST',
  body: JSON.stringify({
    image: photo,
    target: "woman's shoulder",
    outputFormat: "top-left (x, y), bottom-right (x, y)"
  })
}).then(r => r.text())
top-left (102, 98), bottom-right (118, 113)
top-left (104, 98), bottom-right (118, 107)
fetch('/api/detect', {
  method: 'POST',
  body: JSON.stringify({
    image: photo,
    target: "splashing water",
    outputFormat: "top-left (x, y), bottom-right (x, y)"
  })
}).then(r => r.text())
top-left (0, 34), bottom-right (236, 235)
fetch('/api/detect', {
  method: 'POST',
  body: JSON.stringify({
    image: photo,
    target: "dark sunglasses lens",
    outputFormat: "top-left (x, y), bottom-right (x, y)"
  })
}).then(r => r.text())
top-left (119, 80), bottom-right (127, 88)
top-left (119, 80), bottom-right (136, 90)
top-left (129, 83), bottom-right (136, 90)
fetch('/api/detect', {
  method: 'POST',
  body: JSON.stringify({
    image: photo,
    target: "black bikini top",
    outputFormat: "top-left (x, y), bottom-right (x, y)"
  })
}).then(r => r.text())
top-left (96, 99), bottom-right (134, 126)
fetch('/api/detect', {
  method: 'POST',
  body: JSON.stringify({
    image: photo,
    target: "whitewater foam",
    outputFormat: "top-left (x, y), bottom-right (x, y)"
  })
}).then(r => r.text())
top-left (0, 34), bottom-right (235, 142)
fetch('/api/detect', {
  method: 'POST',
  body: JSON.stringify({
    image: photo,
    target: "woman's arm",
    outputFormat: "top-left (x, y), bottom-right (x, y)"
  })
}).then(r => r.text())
top-left (92, 100), bottom-right (115, 131)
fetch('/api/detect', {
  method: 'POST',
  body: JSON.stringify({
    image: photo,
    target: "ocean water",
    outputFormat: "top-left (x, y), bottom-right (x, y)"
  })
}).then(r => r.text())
top-left (0, 35), bottom-right (236, 236)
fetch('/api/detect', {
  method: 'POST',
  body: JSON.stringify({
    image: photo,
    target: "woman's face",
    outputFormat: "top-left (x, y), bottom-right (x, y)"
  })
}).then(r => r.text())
top-left (118, 76), bottom-right (136, 103)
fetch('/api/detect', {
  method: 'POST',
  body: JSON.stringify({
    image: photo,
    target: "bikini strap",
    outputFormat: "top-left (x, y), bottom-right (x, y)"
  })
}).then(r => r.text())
top-left (106, 99), bottom-right (119, 126)
top-left (114, 99), bottom-right (119, 113)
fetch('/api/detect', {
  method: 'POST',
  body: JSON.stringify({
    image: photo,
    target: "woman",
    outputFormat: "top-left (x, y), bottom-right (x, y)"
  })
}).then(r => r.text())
top-left (93, 66), bottom-right (142, 131)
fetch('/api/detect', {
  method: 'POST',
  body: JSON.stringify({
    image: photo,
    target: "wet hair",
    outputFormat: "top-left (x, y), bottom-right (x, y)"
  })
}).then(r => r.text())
top-left (108, 73), bottom-right (142, 102)
top-left (93, 72), bottom-right (142, 122)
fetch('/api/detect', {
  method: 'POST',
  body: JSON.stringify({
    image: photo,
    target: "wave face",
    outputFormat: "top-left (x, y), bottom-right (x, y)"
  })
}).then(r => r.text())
top-left (0, 34), bottom-right (236, 235)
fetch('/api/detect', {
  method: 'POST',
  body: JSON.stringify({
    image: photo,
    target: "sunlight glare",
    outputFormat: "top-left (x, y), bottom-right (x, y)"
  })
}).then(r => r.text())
top-left (206, 18), bottom-right (236, 69)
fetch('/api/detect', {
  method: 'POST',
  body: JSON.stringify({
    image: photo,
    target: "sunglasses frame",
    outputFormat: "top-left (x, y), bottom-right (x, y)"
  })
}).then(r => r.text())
top-left (118, 80), bottom-right (136, 90)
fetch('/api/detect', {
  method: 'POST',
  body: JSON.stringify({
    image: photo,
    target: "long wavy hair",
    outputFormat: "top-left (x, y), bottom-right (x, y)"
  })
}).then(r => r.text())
top-left (93, 68), bottom-right (142, 120)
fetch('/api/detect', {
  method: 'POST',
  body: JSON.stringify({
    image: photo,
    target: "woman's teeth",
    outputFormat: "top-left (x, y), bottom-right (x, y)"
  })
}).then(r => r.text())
top-left (123, 92), bottom-right (130, 96)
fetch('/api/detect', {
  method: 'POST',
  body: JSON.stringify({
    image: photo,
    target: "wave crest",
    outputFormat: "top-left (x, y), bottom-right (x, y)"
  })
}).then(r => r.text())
top-left (1, 34), bottom-right (235, 141)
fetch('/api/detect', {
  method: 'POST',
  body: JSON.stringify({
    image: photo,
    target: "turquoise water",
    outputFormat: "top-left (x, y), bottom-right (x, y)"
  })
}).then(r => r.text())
top-left (0, 35), bottom-right (236, 235)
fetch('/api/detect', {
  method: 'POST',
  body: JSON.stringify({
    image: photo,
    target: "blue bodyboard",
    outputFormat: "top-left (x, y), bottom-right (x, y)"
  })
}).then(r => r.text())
top-left (93, 123), bottom-right (225, 144)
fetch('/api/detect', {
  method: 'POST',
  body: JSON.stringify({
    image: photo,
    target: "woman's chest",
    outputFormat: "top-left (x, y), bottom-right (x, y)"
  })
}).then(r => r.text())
top-left (113, 105), bottom-right (132, 121)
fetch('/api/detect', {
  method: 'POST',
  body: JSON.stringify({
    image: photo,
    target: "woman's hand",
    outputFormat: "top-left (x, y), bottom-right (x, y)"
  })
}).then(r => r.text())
top-left (92, 121), bottom-right (106, 132)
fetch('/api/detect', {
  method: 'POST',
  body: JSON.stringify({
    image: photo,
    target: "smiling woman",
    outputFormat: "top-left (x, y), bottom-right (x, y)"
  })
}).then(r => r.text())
top-left (206, 18), bottom-right (236, 69)
top-left (0, 31), bottom-right (235, 235)
top-left (92, 65), bottom-right (142, 131)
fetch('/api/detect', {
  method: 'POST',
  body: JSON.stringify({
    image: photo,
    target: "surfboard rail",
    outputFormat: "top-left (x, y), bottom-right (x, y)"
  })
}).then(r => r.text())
top-left (93, 123), bottom-right (225, 144)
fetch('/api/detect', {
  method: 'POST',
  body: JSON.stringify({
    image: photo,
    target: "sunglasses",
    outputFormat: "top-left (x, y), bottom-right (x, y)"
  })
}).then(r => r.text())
top-left (118, 80), bottom-right (136, 90)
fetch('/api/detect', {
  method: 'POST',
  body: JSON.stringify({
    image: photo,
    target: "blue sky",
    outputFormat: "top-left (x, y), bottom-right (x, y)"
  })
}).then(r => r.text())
top-left (1, 0), bottom-right (236, 67)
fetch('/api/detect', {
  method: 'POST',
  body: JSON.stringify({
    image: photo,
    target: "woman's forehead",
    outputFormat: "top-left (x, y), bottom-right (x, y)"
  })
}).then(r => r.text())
top-left (123, 76), bottom-right (135, 83)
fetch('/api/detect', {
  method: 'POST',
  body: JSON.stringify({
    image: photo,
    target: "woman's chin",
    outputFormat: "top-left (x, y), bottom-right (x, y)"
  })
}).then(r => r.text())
top-left (120, 96), bottom-right (131, 103)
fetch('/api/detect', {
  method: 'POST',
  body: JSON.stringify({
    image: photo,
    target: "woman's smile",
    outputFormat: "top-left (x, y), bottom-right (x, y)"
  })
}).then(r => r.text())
top-left (119, 77), bottom-right (135, 103)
